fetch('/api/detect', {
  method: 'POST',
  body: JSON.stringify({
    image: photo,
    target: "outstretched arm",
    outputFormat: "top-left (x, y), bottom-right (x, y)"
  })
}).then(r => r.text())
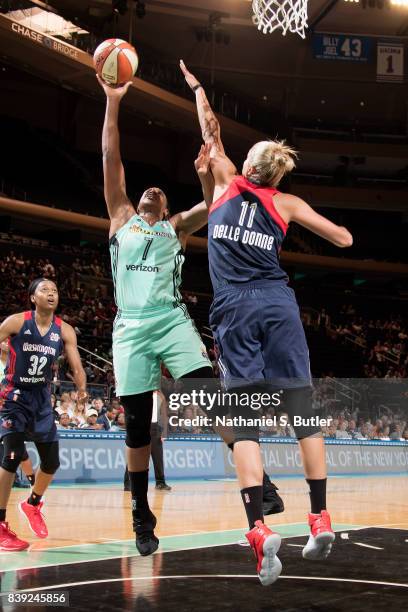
top-left (180, 61), bottom-right (223, 154)
top-left (98, 76), bottom-right (135, 237)
top-left (180, 61), bottom-right (236, 191)
top-left (171, 201), bottom-right (208, 236)
top-left (276, 194), bottom-right (353, 248)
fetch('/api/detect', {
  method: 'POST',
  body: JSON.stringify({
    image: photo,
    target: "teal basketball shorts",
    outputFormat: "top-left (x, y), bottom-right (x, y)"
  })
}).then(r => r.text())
top-left (112, 304), bottom-right (211, 396)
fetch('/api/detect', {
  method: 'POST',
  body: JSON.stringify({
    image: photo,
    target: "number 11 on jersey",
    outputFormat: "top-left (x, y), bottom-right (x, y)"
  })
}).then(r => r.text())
top-left (238, 202), bottom-right (257, 229)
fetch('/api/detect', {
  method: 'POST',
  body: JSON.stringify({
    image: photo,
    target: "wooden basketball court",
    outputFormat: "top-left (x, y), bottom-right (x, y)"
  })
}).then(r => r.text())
top-left (1, 474), bottom-right (407, 610)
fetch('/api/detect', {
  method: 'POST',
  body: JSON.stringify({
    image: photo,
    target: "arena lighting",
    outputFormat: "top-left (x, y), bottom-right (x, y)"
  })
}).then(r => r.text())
top-left (5, 7), bottom-right (88, 38)
top-left (391, 0), bottom-right (408, 6)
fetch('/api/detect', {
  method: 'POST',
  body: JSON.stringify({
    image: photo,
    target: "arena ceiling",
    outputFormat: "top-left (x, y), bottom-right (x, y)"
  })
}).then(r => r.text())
top-left (45, 1), bottom-right (408, 37)
top-left (33, 0), bottom-right (406, 132)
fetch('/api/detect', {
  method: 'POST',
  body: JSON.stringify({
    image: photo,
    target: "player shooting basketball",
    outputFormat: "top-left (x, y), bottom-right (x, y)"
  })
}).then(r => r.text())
top-left (97, 74), bottom-right (286, 556)
top-left (98, 77), bottom-right (218, 556)
top-left (181, 59), bottom-right (353, 586)
top-left (0, 279), bottom-right (87, 551)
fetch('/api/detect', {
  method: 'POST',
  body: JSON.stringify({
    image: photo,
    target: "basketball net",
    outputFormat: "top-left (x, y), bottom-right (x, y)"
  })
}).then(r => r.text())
top-left (252, 0), bottom-right (308, 39)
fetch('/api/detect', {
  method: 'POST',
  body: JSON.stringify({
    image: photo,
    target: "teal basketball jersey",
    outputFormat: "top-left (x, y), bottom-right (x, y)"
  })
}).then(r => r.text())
top-left (109, 214), bottom-right (184, 313)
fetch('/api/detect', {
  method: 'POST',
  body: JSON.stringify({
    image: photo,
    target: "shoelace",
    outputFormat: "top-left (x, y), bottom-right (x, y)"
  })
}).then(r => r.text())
top-left (31, 505), bottom-right (45, 521)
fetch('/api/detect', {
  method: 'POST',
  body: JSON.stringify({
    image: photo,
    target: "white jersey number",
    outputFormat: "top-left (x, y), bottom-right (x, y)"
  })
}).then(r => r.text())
top-left (28, 355), bottom-right (48, 376)
top-left (238, 202), bottom-right (257, 229)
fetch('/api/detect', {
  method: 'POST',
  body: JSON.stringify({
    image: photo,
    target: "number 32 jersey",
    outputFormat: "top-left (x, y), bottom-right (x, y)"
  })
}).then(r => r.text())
top-left (3, 311), bottom-right (63, 388)
top-left (208, 175), bottom-right (289, 292)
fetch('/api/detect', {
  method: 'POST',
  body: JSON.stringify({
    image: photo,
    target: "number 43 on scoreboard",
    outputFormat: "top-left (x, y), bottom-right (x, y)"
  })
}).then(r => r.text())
top-left (340, 37), bottom-right (362, 58)
top-left (313, 34), bottom-right (372, 63)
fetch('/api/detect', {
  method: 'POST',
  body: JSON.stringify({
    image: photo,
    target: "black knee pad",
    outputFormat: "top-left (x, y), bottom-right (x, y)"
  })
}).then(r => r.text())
top-left (1, 433), bottom-right (26, 473)
top-left (227, 385), bottom-right (261, 444)
top-left (179, 366), bottom-right (217, 403)
top-left (179, 367), bottom-right (222, 419)
top-left (281, 387), bottom-right (321, 440)
top-left (180, 366), bottom-right (214, 380)
top-left (36, 441), bottom-right (60, 475)
top-left (21, 447), bottom-right (29, 462)
top-left (121, 393), bottom-right (153, 449)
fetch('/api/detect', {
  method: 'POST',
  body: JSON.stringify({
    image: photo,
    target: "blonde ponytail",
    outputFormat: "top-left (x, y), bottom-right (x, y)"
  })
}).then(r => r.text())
top-left (246, 140), bottom-right (298, 187)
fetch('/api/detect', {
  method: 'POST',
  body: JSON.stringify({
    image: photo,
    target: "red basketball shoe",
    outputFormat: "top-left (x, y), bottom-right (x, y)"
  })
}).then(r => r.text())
top-left (19, 500), bottom-right (48, 539)
top-left (245, 520), bottom-right (282, 586)
top-left (302, 510), bottom-right (335, 560)
top-left (0, 521), bottom-right (30, 551)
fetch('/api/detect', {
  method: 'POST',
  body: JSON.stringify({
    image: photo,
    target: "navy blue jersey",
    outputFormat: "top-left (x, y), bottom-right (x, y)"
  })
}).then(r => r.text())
top-left (2, 311), bottom-right (63, 389)
top-left (208, 175), bottom-right (289, 292)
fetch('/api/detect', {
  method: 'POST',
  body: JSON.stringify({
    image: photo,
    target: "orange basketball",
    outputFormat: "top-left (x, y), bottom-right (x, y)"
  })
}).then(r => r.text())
top-left (93, 38), bottom-right (138, 87)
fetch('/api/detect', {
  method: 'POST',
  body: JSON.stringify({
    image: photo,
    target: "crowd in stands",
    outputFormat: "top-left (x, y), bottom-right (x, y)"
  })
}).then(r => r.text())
top-left (322, 304), bottom-right (408, 378)
top-left (1, 235), bottom-right (408, 441)
top-left (321, 413), bottom-right (408, 442)
top-left (311, 378), bottom-right (408, 442)
top-left (53, 392), bottom-right (126, 433)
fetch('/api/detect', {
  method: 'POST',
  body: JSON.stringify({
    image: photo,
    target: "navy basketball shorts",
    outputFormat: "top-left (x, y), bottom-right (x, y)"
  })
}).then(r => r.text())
top-left (0, 385), bottom-right (58, 443)
top-left (210, 281), bottom-right (312, 390)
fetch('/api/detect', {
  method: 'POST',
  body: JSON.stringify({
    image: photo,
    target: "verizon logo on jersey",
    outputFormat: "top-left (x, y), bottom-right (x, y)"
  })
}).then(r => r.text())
top-left (212, 224), bottom-right (275, 251)
top-left (19, 376), bottom-right (46, 384)
top-left (126, 264), bottom-right (160, 273)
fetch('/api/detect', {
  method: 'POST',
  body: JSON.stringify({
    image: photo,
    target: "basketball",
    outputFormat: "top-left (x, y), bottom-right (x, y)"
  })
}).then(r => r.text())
top-left (93, 38), bottom-right (138, 87)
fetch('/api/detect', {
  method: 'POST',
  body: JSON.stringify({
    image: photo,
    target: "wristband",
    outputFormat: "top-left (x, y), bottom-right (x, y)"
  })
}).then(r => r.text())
top-left (192, 83), bottom-right (202, 92)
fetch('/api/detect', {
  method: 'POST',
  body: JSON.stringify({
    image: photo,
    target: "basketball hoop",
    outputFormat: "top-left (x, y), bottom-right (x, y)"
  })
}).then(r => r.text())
top-left (252, 0), bottom-right (309, 39)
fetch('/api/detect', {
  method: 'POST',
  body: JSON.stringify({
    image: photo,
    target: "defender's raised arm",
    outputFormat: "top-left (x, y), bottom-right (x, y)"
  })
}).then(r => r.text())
top-left (180, 60), bottom-right (223, 154)
top-left (180, 61), bottom-right (237, 197)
